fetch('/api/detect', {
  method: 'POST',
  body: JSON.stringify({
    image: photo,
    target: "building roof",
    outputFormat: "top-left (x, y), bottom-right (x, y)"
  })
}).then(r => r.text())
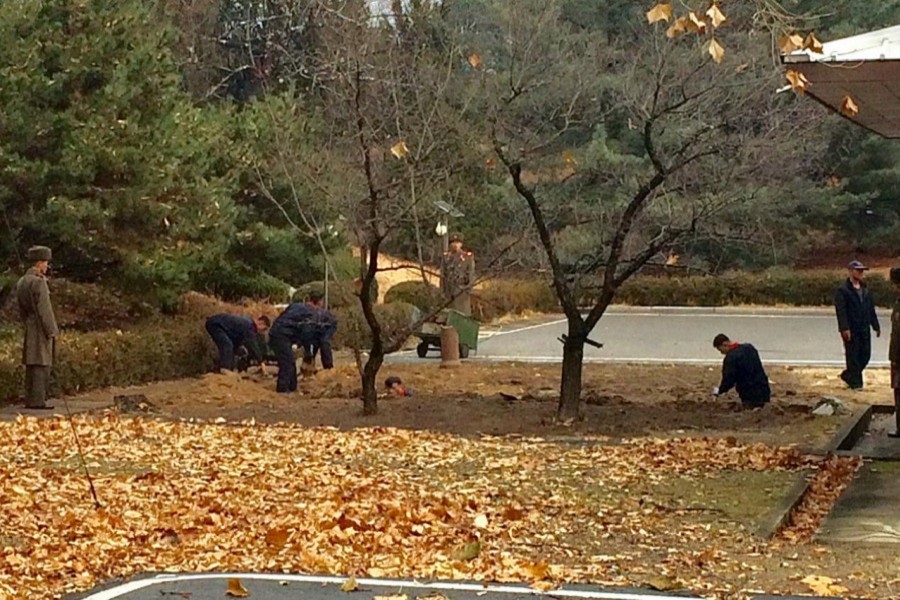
top-left (783, 25), bottom-right (900, 138)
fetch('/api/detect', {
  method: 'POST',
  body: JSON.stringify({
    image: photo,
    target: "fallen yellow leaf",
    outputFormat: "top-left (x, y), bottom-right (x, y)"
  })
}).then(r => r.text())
top-left (341, 577), bottom-right (359, 592)
top-left (390, 141), bottom-right (409, 159)
top-left (706, 3), bottom-right (726, 28)
top-left (841, 95), bottom-right (859, 117)
top-left (646, 3), bottom-right (673, 24)
top-left (226, 578), bottom-right (251, 597)
top-left (666, 17), bottom-right (689, 39)
top-left (804, 32), bottom-right (824, 54)
top-left (709, 38), bottom-right (725, 64)
top-left (801, 575), bottom-right (849, 597)
top-left (265, 528), bottom-right (289, 547)
top-left (687, 11), bottom-right (706, 33)
top-left (468, 54), bottom-right (482, 68)
top-left (779, 33), bottom-right (805, 54)
top-left (785, 69), bottom-right (809, 94)
top-left (474, 514), bottom-right (489, 528)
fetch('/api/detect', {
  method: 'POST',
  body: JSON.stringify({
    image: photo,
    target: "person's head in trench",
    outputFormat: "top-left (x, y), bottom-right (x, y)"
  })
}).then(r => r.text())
top-left (255, 315), bottom-right (271, 333)
top-left (847, 260), bottom-right (869, 284)
top-left (384, 376), bottom-right (410, 397)
top-left (713, 333), bottom-right (736, 356)
top-left (306, 291), bottom-right (324, 308)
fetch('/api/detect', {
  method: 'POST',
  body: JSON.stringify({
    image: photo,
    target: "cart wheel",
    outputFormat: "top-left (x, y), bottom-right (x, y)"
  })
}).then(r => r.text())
top-left (459, 344), bottom-right (470, 359)
top-left (416, 342), bottom-right (429, 358)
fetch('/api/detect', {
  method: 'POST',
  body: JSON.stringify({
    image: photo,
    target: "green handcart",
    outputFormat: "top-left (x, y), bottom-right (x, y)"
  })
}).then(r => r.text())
top-left (415, 309), bottom-right (479, 359)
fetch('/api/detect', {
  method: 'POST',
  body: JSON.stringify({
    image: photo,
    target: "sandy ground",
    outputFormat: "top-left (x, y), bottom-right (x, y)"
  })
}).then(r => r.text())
top-left (60, 361), bottom-right (882, 450)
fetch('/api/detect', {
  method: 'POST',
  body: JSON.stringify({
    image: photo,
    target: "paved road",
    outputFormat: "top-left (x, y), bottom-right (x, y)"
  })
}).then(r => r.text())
top-left (394, 307), bottom-right (892, 367)
top-left (72, 572), bottom-right (809, 600)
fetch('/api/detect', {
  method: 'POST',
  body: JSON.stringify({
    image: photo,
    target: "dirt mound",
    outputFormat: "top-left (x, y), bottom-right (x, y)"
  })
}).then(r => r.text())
top-left (129, 372), bottom-right (286, 413)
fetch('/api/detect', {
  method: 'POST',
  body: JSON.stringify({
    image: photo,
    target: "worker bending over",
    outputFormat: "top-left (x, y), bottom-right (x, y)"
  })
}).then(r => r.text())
top-left (269, 291), bottom-right (337, 393)
top-left (712, 333), bottom-right (771, 409)
top-left (205, 313), bottom-right (270, 374)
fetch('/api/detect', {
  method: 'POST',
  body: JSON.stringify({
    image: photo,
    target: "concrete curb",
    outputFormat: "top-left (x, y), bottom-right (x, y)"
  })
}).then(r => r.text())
top-left (603, 305), bottom-right (891, 317)
top-left (756, 469), bottom-right (813, 538)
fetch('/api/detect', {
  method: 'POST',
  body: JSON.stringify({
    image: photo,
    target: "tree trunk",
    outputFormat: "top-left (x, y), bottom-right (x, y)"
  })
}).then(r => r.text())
top-left (360, 351), bottom-right (384, 415)
top-left (558, 319), bottom-right (586, 421)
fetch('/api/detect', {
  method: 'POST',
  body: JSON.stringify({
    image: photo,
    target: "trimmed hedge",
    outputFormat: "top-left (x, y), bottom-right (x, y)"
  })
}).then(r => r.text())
top-left (472, 278), bottom-right (559, 321)
top-left (333, 301), bottom-right (420, 350)
top-left (384, 281), bottom-right (443, 313)
top-left (613, 270), bottom-right (895, 308)
top-left (0, 318), bottom-right (215, 404)
top-left (293, 279), bottom-right (379, 309)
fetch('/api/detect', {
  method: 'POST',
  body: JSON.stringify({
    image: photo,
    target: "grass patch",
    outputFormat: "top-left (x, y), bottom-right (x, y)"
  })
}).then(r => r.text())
top-left (39, 455), bottom-right (154, 477)
top-left (638, 470), bottom-right (800, 528)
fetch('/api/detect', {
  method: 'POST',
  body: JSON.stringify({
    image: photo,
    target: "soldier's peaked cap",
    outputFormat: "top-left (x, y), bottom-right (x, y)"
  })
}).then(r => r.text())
top-left (26, 246), bottom-right (52, 262)
top-left (449, 232), bottom-right (463, 243)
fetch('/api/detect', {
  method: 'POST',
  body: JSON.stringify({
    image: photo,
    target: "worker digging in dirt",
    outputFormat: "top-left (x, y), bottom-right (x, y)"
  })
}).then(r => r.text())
top-left (268, 291), bottom-right (337, 393)
top-left (711, 333), bottom-right (771, 409)
top-left (205, 313), bottom-right (270, 374)
top-left (384, 376), bottom-right (412, 397)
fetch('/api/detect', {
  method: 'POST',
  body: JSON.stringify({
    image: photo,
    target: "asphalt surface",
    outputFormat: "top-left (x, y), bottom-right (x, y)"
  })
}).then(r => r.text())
top-left (394, 307), bottom-right (892, 367)
top-left (72, 573), bottom-right (816, 600)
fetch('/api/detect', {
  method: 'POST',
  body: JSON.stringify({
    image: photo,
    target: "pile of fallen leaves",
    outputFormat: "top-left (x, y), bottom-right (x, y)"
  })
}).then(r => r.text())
top-left (0, 415), bottom-right (848, 599)
top-left (778, 455), bottom-right (862, 543)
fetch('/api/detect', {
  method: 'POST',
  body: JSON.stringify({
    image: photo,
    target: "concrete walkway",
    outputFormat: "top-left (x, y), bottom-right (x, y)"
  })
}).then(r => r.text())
top-left (818, 413), bottom-right (900, 544)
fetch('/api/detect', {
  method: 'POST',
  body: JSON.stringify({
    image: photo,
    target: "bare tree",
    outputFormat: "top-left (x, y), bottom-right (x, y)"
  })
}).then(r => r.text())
top-left (473, 0), bottom-right (819, 419)
top-left (264, 0), bottom-right (513, 415)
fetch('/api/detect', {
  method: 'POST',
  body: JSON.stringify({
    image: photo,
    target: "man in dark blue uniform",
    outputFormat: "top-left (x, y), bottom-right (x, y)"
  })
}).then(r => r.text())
top-left (269, 291), bottom-right (338, 393)
top-left (712, 333), bottom-right (771, 409)
top-left (834, 260), bottom-right (881, 390)
top-left (204, 313), bottom-right (270, 373)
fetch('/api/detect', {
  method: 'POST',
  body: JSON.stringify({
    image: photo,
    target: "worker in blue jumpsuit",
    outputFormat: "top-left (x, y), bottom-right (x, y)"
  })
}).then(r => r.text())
top-left (711, 333), bottom-right (771, 408)
top-left (269, 291), bottom-right (338, 393)
top-left (205, 313), bottom-right (271, 373)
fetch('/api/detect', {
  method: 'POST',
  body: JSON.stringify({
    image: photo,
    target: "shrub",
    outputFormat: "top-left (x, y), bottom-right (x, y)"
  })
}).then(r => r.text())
top-left (0, 278), bottom-right (145, 332)
top-left (332, 301), bottom-right (420, 350)
top-left (384, 281), bottom-right (443, 313)
top-left (0, 318), bottom-right (215, 404)
top-left (612, 270), bottom-right (895, 307)
top-left (192, 260), bottom-right (291, 303)
top-left (472, 278), bottom-right (558, 321)
top-left (293, 279), bottom-right (379, 309)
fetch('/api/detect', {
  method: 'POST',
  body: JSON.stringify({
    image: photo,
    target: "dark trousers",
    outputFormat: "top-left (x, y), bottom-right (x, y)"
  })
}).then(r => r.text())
top-left (24, 365), bottom-right (51, 407)
top-left (268, 328), bottom-right (297, 393)
top-left (841, 332), bottom-right (871, 389)
top-left (738, 385), bottom-right (771, 409)
top-left (206, 321), bottom-right (236, 371)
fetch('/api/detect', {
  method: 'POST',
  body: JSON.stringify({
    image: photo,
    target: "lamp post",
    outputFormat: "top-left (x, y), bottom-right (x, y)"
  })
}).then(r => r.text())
top-left (433, 200), bottom-right (464, 257)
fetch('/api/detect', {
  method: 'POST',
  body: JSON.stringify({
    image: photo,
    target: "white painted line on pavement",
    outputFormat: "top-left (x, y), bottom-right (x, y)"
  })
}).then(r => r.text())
top-left (599, 313), bottom-right (840, 319)
top-left (481, 318), bottom-right (568, 339)
top-left (80, 573), bottom-right (699, 600)
top-left (469, 356), bottom-right (890, 367)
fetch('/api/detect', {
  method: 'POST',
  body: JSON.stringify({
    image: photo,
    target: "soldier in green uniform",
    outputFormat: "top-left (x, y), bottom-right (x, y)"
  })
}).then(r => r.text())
top-left (889, 267), bottom-right (900, 437)
top-left (15, 246), bottom-right (59, 409)
top-left (440, 232), bottom-right (475, 316)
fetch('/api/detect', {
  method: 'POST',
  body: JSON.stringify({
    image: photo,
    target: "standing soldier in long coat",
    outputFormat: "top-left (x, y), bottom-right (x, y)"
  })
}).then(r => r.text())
top-left (16, 246), bottom-right (59, 409)
top-left (440, 233), bottom-right (475, 316)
